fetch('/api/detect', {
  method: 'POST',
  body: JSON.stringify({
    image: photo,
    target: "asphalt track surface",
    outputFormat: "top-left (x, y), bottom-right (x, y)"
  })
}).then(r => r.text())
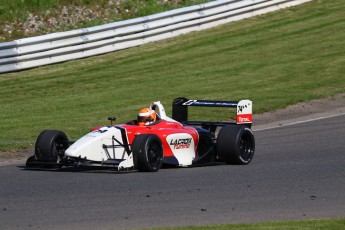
top-left (1, 115), bottom-right (344, 230)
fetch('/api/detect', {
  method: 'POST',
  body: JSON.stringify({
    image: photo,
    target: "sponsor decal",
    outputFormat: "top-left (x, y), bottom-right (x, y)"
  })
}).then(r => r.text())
top-left (182, 100), bottom-right (237, 107)
top-left (96, 129), bottom-right (108, 133)
top-left (166, 134), bottom-right (195, 166)
top-left (237, 104), bottom-right (248, 113)
top-left (183, 100), bottom-right (197, 106)
top-left (236, 114), bottom-right (252, 123)
top-left (169, 138), bottom-right (192, 149)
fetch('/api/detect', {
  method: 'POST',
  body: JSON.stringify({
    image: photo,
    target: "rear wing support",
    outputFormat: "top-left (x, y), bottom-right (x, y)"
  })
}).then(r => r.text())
top-left (172, 97), bottom-right (252, 126)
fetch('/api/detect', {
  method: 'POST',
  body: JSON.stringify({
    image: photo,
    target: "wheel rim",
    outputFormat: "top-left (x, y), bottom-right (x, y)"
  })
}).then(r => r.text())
top-left (239, 133), bottom-right (254, 161)
top-left (147, 142), bottom-right (163, 168)
top-left (52, 138), bottom-right (67, 161)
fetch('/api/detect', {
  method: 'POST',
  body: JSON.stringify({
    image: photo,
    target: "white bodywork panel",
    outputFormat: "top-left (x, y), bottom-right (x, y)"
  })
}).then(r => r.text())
top-left (150, 101), bottom-right (178, 122)
top-left (65, 126), bottom-right (133, 168)
top-left (236, 99), bottom-right (253, 124)
top-left (237, 100), bottom-right (252, 114)
top-left (166, 133), bottom-right (195, 166)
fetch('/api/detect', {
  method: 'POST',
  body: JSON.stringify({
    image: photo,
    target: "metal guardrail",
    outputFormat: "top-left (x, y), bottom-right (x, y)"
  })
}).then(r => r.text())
top-left (0, 0), bottom-right (312, 73)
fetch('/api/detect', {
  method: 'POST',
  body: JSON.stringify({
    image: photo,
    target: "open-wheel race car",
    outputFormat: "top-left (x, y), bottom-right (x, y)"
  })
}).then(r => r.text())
top-left (26, 97), bottom-right (255, 172)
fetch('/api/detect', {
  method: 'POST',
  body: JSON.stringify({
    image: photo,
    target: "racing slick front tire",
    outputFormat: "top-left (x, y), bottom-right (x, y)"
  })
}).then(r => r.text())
top-left (33, 130), bottom-right (69, 167)
top-left (132, 134), bottom-right (163, 172)
top-left (216, 125), bottom-right (255, 165)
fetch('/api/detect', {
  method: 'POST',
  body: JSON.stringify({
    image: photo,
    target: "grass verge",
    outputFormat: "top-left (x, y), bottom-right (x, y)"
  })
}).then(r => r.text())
top-left (154, 218), bottom-right (345, 229)
top-left (0, 0), bottom-right (211, 41)
top-left (0, 0), bottom-right (345, 150)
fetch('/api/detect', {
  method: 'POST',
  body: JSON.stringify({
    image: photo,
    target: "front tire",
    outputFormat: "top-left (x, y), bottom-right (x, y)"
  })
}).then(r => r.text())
top-left (35, 130), bottom-right (69, 164)
top-left (217, 125), bottom-right (255, 164)
top-left (132, 134), bottom-right (163, 172)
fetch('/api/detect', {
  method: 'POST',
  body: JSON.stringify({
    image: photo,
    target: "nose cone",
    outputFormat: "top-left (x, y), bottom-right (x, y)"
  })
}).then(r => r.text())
top-left (65, 127), bottom-right (121, 162)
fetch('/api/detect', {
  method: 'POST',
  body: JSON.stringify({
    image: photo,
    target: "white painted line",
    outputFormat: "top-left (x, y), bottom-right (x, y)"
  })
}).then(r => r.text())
top-left (253, 112), bottom-right (345, 132)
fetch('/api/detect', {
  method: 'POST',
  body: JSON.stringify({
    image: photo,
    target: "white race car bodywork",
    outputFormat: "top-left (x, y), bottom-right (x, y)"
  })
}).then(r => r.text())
top-left (64, 126), bottom-right (133, 168)
top-left (27, 98), bottom-right (255, 171)
top-left (64, 126), bottom-right (197, 168)
top-left (166, 133), bottom-right (195, 166)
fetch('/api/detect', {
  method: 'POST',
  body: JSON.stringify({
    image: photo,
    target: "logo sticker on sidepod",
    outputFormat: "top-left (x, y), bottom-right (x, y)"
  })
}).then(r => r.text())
top-left (169, 138), bottom-right (192, 149)
top-left (166, 133), bottom-right (195, 166)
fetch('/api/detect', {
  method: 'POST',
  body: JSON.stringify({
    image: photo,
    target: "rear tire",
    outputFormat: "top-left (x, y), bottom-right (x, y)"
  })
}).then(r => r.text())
top-left (35, 130), bottom-right (69, 164)
top-left (217, 125), bottom-right (255, 164)
top-left (132, 134), bottom-right (163, 172)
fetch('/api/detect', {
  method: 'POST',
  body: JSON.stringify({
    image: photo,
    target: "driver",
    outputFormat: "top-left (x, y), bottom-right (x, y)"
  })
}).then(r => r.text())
top-left (137, 108), bottom-right (157, 126)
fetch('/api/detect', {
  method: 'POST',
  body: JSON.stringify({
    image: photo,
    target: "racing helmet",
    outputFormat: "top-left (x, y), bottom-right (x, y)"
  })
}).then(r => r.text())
top-left (137, 108), bottom-right (157, 126)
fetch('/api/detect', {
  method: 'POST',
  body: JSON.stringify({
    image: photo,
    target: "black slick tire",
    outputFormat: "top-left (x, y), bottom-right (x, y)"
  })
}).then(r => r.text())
top-left (132, 134), bottom-right (163, 172)
top-left (35, 130), bottom-right (69, 164)
top-left (217, 125), bottom-right (255, 164)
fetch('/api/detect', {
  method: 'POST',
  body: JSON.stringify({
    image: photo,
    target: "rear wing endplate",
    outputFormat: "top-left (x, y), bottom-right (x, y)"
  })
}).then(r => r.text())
top-left (172, 97), bottom-right (252, 125)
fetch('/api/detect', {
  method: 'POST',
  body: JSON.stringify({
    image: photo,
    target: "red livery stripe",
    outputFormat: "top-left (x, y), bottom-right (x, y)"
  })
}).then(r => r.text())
top-left (236, 114), bottom-right (252, 124)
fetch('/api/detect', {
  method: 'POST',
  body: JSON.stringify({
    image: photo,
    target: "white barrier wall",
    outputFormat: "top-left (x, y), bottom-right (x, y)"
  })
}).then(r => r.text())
top-left (0, 0), bottom-right (312, 73)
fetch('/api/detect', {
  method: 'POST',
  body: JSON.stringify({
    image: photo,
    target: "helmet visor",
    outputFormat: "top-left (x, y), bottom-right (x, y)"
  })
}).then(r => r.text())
top-left (138, 116), bottom-right (155, 123)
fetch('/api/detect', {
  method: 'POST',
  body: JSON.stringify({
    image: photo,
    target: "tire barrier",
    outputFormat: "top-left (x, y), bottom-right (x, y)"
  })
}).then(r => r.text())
top-left (0, 0), bottom-right (312, 73)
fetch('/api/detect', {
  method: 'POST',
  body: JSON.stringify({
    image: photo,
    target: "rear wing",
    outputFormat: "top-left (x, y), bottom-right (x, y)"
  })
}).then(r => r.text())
top-left (172, 97), bottom-right (252, 126)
